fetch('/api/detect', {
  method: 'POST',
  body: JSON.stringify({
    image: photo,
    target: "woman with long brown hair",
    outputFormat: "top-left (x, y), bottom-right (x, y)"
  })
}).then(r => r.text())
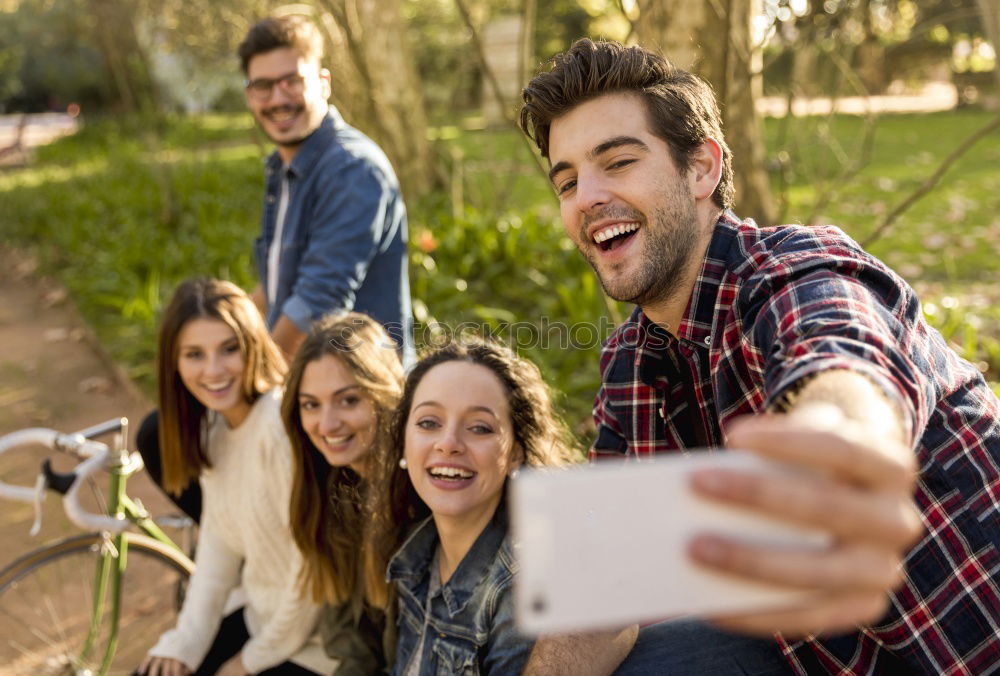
top-left (140, 278), bottom-right (335, 676)
top-left (281, 313), bottom-right (404, 674)
top-left (368, 338), bottom-right (582, 675)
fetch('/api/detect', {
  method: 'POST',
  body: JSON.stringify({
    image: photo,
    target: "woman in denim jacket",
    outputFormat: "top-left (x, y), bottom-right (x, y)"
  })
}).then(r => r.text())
top-left (369, 340), bottom-right (579, 675)
top-left (281, 313), bottom-right (405, 675)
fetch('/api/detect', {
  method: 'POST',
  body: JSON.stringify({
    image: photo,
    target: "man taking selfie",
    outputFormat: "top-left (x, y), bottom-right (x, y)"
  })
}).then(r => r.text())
top-left (519, 38), bottom-right (999, 675)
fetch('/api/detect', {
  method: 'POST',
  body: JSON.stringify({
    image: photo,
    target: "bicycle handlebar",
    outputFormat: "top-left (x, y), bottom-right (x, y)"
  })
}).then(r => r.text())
top-left (0, 425), bottom-right (132, 534)
top-left (0, 428), bottom-right (58, 502)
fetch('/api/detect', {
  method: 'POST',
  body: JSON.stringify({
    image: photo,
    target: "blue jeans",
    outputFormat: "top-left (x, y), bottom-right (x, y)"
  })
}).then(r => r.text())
top-left (613, 620), bottom-right (793, 675)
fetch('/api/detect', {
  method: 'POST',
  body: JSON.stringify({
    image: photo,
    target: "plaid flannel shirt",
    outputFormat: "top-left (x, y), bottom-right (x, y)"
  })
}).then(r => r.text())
top-left (592, 211), bottom-right (1000, 675)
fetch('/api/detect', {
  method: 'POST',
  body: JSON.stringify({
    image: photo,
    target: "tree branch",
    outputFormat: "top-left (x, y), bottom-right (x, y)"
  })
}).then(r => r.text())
top-left (517, 0), bottom-right (535, 94)
top-left (452, 0), bottom-right (549, 183)
top-left (861, 113), bottom-right (1000, 248)
top-left (804, 44), bottom-right (880, 225)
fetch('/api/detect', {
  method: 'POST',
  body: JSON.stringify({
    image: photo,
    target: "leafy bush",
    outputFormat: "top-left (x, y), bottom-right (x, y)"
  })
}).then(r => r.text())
top-left (408, 198), bottom-right (619, 430)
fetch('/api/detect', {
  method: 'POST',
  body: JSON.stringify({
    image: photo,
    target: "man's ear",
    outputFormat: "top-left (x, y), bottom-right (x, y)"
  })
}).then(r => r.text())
top-left (319, 67), bottom-right (332, 100)
top-left (689, 137), bottom-right (723, 201)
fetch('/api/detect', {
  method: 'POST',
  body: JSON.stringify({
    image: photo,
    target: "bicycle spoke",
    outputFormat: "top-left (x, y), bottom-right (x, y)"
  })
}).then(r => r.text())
top-left (0, 534), bottom-right (191, 675)
top-left (3, 550), bottom-right (90, 671)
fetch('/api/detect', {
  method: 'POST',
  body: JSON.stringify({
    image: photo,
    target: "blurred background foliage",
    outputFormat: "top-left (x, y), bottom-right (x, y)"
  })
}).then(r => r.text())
top-left (0, 0), bottom-right (998, 434)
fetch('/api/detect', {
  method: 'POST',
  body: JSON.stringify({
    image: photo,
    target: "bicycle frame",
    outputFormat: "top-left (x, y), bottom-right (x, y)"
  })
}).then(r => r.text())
top-left (69, 420), bottom-right (187, 675)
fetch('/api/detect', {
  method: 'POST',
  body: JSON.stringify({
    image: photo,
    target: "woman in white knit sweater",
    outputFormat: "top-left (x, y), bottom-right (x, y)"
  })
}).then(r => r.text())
top-left (139, 279), bottom-right (337, 676)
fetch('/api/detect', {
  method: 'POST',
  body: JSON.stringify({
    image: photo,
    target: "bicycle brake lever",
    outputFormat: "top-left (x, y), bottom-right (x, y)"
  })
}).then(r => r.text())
top-left (42, 458), bottom-right (77, 495)
top-left (29, 473), bottom-right (46, 536)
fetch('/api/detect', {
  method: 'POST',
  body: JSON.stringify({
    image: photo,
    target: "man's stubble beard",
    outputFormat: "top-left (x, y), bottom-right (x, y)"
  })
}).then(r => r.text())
top-left (256, 103), bottom-right (317, 149)
top-left (583, 181), bottom-right (700, 309)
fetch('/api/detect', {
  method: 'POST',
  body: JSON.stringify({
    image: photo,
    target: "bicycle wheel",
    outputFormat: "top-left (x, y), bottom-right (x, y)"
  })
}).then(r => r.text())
top-left (0, 531), bottom-right (194, 675)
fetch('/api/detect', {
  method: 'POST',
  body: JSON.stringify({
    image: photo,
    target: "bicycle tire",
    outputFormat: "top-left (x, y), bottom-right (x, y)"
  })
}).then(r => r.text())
top-left (0, 532), bottom-right (194, 675)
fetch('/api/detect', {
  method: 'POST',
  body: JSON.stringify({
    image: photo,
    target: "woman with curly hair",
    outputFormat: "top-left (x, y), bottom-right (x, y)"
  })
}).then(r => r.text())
top-left (368, 339), bottom-right (581, 675)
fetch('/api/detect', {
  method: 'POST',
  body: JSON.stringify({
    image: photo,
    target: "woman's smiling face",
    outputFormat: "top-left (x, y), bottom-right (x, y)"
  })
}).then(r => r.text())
top-left (403, 360), bottom-right (521, 528)
top-left (176, 318), bottom-right (250, 427)
top-left (298, 354), bottom-right (377, 475)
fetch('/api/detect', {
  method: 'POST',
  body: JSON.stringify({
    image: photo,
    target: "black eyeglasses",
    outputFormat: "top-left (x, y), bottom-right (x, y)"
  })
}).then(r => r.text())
top-left (245, 72), bottom-right (306, 101)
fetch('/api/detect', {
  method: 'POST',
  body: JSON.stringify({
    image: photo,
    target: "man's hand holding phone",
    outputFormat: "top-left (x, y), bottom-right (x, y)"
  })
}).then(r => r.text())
top-left (691, 402), bottom-right (923, 638)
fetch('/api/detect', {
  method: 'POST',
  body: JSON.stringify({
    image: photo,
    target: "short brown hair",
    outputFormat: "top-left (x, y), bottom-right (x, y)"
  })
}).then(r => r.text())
top-left (281, 313), bottom-right (404, 606)
top-left (156, 278), bottom-right (286, 494)
top-left (519, 38), bottom-right (734, 209)
top-left (238, 15), bottom-right (324, 74)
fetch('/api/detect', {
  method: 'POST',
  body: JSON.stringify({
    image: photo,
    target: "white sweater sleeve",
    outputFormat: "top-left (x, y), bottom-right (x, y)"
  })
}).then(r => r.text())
top-left (147, 519), bottom-right (243, 669)
top-left (240, 421), bottom-right (322, 673)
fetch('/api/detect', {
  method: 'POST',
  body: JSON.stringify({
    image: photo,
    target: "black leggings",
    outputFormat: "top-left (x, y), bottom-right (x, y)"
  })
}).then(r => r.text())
top-left (136, 410), bottom-right (202, 523)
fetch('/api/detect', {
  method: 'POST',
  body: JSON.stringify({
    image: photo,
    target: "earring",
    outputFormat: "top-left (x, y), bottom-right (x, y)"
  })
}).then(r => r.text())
top-left (398, 457), bottom-right (408, 470)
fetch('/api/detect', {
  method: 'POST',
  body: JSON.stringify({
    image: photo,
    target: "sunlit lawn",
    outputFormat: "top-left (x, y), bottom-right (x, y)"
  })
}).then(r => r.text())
top-left (1, 107), bottom-right (997, 426)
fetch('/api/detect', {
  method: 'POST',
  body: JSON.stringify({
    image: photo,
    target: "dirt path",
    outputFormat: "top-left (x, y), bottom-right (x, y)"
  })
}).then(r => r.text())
top-left (0, 113), bottom-right (78, 167)
top-left (0, 247), bottom-right (175, 563)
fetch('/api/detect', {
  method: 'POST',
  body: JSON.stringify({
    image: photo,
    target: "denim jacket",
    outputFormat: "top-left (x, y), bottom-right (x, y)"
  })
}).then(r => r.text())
top-left (387, 508), bottom-right (534, 676)
top-left (253, 106), bottom-right (414, 358)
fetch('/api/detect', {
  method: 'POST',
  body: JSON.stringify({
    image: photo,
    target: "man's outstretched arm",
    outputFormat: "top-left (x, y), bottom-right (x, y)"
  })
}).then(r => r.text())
top-left (690, 369), bottom-right (923, 638)
top-left (522, 625), bottom-right (639, 676)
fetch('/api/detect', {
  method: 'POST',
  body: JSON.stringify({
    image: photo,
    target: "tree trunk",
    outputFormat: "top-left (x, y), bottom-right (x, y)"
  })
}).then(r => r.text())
top-left (855, 0), bottom-right (886, 95)
top-left (87, 0), bottom-right (161, 114)
top-left (316, 0), bottom-right (439, 200)
top-left (976, 0), bottom-right (1000, 97)
top-left (634, 0), bottom-right (703, 71)
top-left (634, 0), bottom-right (776, 224)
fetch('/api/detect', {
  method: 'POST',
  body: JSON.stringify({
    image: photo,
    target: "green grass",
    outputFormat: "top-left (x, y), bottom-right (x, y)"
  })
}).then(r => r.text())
top-left (1, 108), bottom-right (997, 435)
top-left (763, 110), bottom-right (1000, 394)
top-left (2, 115), bottom-right (264, 384)
top-left (768, 110), bottom-right (1000, 280)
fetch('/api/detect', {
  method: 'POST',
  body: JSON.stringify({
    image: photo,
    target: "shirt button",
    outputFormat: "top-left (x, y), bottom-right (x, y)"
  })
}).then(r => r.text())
top-left (267, 194), bottom-right (276, 204)
top-left (704, 336), bottom-right (711, 346)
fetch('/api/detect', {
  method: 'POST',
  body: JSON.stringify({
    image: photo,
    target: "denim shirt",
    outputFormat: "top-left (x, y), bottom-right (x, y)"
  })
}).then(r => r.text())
top-left (253, 106), bottom-right (414, 359)
top-left (387, 508), bottom-right (534, 676)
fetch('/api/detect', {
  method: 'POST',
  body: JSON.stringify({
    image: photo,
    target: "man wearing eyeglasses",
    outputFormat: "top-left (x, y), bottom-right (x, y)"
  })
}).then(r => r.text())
top-left (136, 16), bottom-right (414, 674)
top-left (143, 8), bottom-right (414, 593)
top-left (237, 14), bottom-right (413, 363)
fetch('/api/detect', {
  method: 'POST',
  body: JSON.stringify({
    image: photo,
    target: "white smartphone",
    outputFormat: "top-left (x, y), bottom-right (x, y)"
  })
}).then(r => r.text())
top-left (510, 451), bottom-right (832, 635)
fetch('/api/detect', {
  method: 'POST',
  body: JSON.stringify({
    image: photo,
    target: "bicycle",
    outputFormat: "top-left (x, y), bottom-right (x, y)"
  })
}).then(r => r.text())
top-left (0, 417), bottom-right (195, 675)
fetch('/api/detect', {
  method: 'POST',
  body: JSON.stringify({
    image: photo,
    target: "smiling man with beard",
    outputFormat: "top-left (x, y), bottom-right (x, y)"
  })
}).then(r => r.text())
top-left (237, 15), bottom-right (413, 363)
top-left (517, 39), bottom-right (1000, 676)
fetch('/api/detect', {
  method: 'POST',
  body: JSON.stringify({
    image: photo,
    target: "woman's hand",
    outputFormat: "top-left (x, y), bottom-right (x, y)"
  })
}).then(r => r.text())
top-left (138, 655), bottom-right (192, 676)
top-left (216, 653), bottom-right (249, 676)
